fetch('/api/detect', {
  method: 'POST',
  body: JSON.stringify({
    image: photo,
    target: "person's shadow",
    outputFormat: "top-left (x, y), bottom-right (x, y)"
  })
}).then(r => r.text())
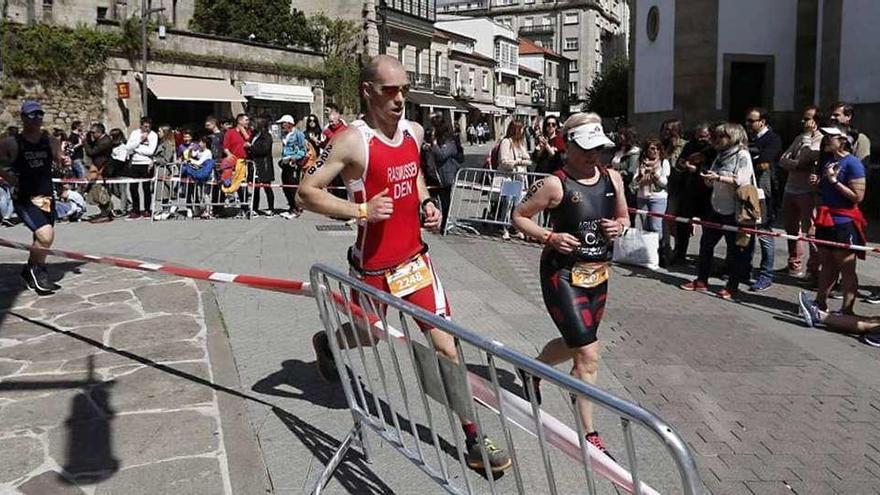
top-left (251, 359), bottom-right (347, 409)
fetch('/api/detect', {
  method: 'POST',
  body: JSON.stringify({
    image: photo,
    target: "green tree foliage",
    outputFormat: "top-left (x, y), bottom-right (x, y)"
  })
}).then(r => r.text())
top-left (308, 14), bottom-right (362, 112)
top-left (1, 23), bottom-right (121, 87)
top-left (583, 58), bottom-right (628, 119)
top-left (189, 0), bottom-right (318, 48)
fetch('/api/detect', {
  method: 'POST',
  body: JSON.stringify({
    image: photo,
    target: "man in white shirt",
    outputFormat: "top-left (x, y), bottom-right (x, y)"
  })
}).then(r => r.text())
top-left (125, 117), bottom-right (158, 218)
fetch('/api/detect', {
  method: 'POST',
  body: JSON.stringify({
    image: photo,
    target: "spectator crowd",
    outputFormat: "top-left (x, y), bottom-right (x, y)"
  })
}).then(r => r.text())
top-left (447, 101), bottom-right (877, 348)
top-left (0, 103), bottom-right (349, 224)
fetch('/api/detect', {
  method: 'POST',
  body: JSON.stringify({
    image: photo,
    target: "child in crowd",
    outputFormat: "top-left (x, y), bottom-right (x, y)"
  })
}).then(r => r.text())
top-left (55, 185), bottom-right (87, 222)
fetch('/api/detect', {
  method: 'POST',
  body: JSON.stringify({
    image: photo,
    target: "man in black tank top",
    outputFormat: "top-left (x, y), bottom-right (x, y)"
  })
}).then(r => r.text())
top-left (0, 101), bottom-right (68, 295)
top-left (512, 114), bottom-right (629, 458)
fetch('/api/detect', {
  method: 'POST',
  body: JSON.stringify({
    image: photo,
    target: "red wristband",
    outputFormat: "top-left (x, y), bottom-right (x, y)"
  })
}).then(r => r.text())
top-left (543, 231), bottom-right (555, 245)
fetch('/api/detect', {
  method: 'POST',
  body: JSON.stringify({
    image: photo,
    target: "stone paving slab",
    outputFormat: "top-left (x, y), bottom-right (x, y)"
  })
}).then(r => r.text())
top-left (0, 261), bottom-right (239, 494)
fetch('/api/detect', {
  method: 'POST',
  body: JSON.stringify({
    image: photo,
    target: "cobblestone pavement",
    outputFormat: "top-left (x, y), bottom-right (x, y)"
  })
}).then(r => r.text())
top-left (445, 233), bottom-right (880, 495)
top-left (0, 261), bottom-right (237, 494)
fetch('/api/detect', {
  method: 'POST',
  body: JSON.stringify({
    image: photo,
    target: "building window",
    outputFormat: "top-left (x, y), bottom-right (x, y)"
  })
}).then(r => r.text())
top-left (569, 81), bottom-right (578, 96)
top-left (564, 37), bottom-right (578, 51)
top-left (564, 12), bottom-right (578, 25)
top-left (435, 53), bottom-right (443, 77)
top-left (96, 6), bottom-right (108, 19)
top-left (497, 17), bottom-right (512, 27)
top-left (542, 16), bottom-right (551, 26)
top-left (525, 0), bottom-right (534, 3)
top-left (42, 0), bottom-right (53, 16)
top-left (523, 17), bottom-right (533, 27)
top-left (570, 60), bottom-right (578, 72)
top-left (548, 62), bottom-right (554, 78)
top-left (454, 67), bottom-right (461, 88)
top-left (482, 72), bottom-right (489, 91)
top-left (469, 68), bottom-right (475, 89)
top-left (398, 44), bottom-right (406, 66)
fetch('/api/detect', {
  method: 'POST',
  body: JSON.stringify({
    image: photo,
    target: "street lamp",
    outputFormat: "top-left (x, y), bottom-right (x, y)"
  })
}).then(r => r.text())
top-left (141, 0), bottom-right (165, 118)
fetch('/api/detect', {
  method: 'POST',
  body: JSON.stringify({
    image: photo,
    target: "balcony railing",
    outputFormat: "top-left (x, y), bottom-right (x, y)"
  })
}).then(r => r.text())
top-left (519, 23), bottom-right (556, 36)
top-left (407, 71), bottom-right (433, 90)
top-left (433, 76), bottom-right (451, 95)
top-left (495, 94), bottom-right (516, 108)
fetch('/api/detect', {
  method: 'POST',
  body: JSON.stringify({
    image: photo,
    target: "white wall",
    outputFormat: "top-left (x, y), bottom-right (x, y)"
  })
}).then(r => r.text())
top-left (436, 17), bottom-right (515, 60)
top-left (716, 0), bottom-right (798, 111)
top-left (633, 0), bottom-right (675, 114)
top-left (839, 0), bottom-right (880, 104)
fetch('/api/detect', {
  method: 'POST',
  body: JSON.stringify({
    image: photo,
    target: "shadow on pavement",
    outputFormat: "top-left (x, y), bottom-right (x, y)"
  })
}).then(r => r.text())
top-left (272, 406), bottom-right (395, 495)
top-left (0, 354), bottom-right (120, 484)
top-left (252, 359), bottom-right (347, 409)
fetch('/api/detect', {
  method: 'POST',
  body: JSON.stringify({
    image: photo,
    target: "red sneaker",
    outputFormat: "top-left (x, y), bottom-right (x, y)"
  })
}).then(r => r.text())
top-left (716, 288), bottom-right (733, 300)
top-left (127, 211), bottom-right (141, 219)
top-left (680, 280), bottom-right (709, 292)
top-left (586, 431), bottom-right (615, 461)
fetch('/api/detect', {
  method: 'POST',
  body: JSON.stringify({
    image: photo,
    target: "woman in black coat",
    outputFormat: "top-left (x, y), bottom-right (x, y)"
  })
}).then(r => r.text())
top-left (248, 117), bottom-right (275, 215)
top-left (429, 114), bottom-right (463, 232)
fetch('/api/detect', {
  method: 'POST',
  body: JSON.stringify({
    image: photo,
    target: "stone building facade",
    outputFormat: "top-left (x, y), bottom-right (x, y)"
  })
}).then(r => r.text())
top-left (438, 0), bottom-right (629, 108)
top-left (629, 0), bottom-right (880, 155)
top-left (2, 0), bottom-right (325, 133)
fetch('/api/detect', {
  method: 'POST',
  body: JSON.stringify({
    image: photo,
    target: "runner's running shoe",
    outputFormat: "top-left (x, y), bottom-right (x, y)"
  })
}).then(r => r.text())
top-left (586, 431), bottom-right (615, 461)
top-left (21, 264), bottom-right (54, 296)
top-left (861, 331), bottom-right (880, 348)
top-left (466, 436), bottom-right (512, 473)
top-left (797, 291), bottom-right (820, 328)
top-left (312, 331), bottom-right (339, 382)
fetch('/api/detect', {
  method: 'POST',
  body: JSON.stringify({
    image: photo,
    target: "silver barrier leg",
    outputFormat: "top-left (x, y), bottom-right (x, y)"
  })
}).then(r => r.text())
top-left (376, 303), bottom-right (427, 465)
top-left (338, 287), bottom-right (390, 440)
top-left (398, 314), bottom-right (452, 483)
top-left (526, 371), bottom-right (558, 495)
top-left (452, 341), bottom-right (497, 495)
top-left (485, 354), bottom-right (525, 494)
top-left (331, 282), bottom-right (374, 461)
top-left (418, 319), bottom-right (475, 495)
top-left (622, 418), bottom-right (643, 495)
top-left (357, 292), bottom-right (407, 447)
top-left (572, 393), bottom-right (600, 495)
top-left (310, 419), bottom-right (362, 495)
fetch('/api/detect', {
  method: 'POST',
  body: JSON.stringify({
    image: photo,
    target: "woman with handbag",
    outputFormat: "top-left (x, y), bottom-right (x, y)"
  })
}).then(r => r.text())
top-left (680, 122), bottom-right (758, 300)
top-left (511, 112), bottom-right (628, 459)
top-left (498, 120), bottom-right (532, 240)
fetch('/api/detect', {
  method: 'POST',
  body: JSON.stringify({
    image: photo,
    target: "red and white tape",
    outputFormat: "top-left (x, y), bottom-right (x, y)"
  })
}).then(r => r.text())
top-left (0, 237), bottom-right (310, 296)
top-left (0, 236), bottom-right (654, 494)
top-left (630, 207), bottom-right (879, 255)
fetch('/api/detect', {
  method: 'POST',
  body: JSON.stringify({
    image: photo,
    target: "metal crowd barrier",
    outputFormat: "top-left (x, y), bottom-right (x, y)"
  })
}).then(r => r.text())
top-left (444, 168), bottom-right (551, 236)
top-left (308, 263), bottom-right (703, 495)
top-left (150, 161), bottom-right (256, 220)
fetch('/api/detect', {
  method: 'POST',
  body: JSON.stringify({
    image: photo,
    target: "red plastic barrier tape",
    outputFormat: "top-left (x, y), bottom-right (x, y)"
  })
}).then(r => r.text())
top-left (0, 237), bottom-right (310, 296)
top-left (0, 236), bottom-right (654, 494)
top-left (630, 207), bottom-right (879, 255)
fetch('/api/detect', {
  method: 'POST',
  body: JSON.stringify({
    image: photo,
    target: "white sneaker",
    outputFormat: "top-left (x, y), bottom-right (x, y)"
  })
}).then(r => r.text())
top-left (279, 211), bottom-right (294, 220)
top-left (186, 208), bottom-right (193, 219)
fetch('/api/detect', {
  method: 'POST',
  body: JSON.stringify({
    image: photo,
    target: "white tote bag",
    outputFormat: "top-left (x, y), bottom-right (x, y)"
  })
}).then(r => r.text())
top-left (612, 228), bottom-right (660, 270)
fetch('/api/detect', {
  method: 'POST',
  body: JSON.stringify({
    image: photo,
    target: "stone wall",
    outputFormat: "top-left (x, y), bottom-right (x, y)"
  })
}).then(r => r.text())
top-left (0, 81), bottom-right (104, 132)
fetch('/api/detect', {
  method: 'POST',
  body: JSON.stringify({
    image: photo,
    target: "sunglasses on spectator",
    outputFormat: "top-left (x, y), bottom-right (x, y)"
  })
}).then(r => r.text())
top-left (23, 111), bottom-right (44, 120)
top-left (368, 83), bottom-right (410, 97)
top-left (546, 122), bottom-right (558, 127)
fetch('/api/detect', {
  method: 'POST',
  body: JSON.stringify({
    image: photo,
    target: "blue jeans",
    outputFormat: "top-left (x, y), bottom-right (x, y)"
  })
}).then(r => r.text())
top-left (637, 196), bottom-right (667, 234)
top-left (71, 159), bottom-right (85, 179)
top-left (0, 185), bottom-right (12, 219)
top-left (755, 199), bottom-right (775, 280)
top-left (696, 212), bottom-right (754, 291)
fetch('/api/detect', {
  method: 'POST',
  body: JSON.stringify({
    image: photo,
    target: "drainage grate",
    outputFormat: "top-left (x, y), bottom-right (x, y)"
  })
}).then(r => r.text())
top-left (316, 224), bottom-right (353, 232)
